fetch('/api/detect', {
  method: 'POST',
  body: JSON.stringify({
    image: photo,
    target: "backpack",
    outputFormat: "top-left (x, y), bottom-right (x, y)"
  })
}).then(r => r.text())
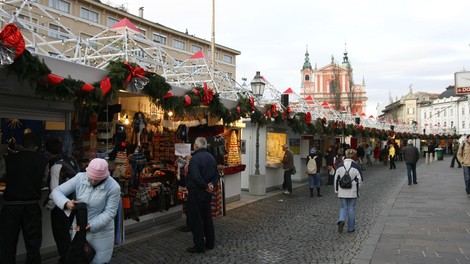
top-left (307, 156), bottom-right (317, 174)
top-left (44, 156), bottom-right (81, 206)
top-left (337, 166), bottom-right (356, 189)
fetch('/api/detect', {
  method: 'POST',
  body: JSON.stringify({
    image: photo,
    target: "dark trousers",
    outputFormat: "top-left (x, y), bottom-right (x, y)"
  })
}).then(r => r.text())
top-left (282, 169), bottom-right (293, 193)
top-left (51, 206), bottom-right (72, 262)
top-left (406, 163), bottom-right (417, 184)
top-left (0, 204), bottom-right (42, 264)
top-left (450, 153), bottom-right (462, 167)
top-left (187, 190), bottom-right (215, 251)
top-left (389, 155), bottom-right (396, 169)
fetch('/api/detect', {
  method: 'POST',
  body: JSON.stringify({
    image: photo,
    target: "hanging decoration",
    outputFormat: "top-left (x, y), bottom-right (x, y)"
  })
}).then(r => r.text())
top-left (0, 24), bottom-right (25, 65)
top-left (124, 62), bottom-right (150, 93)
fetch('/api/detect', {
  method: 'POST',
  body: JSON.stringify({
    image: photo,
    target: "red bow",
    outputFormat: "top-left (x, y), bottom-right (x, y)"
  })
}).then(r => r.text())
top-left (124, 62), bottom-right (147, 84)
top-left (100, 77), bottom-right (111, 95)
top-left (202, 86), bottom-right (214, 104)
top-left (305, 112), bottom-right (312, 124)
top-left (0, 24), bottom-right (25, 59)
top-left (249, 97), bottom-right (255, 112)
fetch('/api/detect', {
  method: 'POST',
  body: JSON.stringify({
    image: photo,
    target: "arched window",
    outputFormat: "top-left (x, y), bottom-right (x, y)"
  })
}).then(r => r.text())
top-left (305, 74), bottom-right (310, 81)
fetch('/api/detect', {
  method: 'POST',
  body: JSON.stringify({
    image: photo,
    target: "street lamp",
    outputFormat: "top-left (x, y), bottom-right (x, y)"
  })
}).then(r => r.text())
top-left (251, 71), bottom-right (266, 175)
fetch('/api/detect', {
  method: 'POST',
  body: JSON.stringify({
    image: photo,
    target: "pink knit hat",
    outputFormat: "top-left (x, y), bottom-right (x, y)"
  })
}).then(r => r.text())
top-left (86, 158), bottom-right (109, 181)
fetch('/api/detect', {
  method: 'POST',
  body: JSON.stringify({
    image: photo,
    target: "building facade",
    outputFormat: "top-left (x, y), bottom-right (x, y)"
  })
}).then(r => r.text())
top-left (299, 48), bottom-right (367, 114)
top-left (3, 0), bottom-right (240, 81)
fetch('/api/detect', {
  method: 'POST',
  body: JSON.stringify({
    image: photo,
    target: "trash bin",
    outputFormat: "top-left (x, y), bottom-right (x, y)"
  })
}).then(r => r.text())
top-left (436, 148), bottom-right (443, 160)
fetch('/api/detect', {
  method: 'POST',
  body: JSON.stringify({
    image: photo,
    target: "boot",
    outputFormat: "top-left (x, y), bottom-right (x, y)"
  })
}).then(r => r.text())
top-left (309, 188), bottom-right (314, 197)
top-left (317, 188), bottom-right (323, 197)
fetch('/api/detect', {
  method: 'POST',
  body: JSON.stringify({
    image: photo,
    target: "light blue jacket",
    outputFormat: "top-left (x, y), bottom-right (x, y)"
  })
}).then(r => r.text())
top-left (51, 172), bottom-right (121, 264)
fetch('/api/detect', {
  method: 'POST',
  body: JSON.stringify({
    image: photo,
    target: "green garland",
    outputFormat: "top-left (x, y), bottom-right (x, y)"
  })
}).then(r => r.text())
top-left (5, 52), bottom-right (461, 140)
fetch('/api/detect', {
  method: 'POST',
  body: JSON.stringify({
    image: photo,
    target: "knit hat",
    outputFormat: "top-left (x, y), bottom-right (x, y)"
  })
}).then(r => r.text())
top-left (407, 139), bottom-right (413, 145)
top-left (310, 147), bottom-right (317, 154)
top-left (86, 158), bottom-right (109, 181)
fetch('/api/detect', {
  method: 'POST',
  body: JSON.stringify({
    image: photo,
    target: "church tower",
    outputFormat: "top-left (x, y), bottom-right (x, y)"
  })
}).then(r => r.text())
top-left (300, 46), bottom-right (314, 93)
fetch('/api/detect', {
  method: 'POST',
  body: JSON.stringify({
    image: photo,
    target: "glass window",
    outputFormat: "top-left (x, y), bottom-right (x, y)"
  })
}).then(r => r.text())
top-left (191, 45), bottom-right (202, 54)
top-left (153, 33), bottom-right (167, 45)
top-left (173, 39), bottom-right (185, 51)
top-left (48, 23), bottom-right (69, 40)
top-left (463, 120), bottom-right (466, 129)
top-left (107, 17), bottom-right (119, 27)
top-left (305, 74), bottom-right (310, 81)
top-left (424, 112), bottom-right (426, 119)
top-left (223, 54), bottom-right (233, 64)
top-left (49, 0), bottom-right (70, 13)
top-left (266, 132), bottom-right (287, 164)
top-left (80, 7), bottom-right (98, 23)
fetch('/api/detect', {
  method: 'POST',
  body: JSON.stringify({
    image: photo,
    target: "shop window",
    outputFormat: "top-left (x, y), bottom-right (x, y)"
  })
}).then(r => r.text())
top-left (266, 132), bottom-right (287, 165)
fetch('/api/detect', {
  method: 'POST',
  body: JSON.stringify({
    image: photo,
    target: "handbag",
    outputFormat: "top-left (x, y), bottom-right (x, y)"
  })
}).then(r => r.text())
top-left (66, 203), bottom-right (96, 264)
top-left (292, 166), bottom-right (297, 175)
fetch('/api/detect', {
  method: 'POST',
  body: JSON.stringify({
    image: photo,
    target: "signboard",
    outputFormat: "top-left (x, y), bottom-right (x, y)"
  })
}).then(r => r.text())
top-left (175, 143), bottom-right (191, 157)
top-left (454, 71), bottom-right (470, 95)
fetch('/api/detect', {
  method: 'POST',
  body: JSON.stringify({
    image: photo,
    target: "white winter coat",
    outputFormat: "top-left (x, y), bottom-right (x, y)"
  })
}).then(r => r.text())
top-left (334, 159), bottom-right (363, 198)
top-left (51, 172), bottom-right (121, 264)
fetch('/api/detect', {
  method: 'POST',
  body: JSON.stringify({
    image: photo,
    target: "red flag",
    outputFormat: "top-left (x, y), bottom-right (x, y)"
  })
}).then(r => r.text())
top-left (189, 50), bottom-right (206, 59)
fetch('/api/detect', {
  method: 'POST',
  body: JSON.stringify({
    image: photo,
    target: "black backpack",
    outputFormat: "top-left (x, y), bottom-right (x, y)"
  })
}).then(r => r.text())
top-left (336, 165), bottom-right (359, 193)
top-left (44, 156), bottom-right (81, 206)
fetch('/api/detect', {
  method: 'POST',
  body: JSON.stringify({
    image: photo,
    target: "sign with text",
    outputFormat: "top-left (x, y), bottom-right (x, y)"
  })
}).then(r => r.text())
top-left (175, 143), bottom-right (191, 157)
top-left (455, 72), bottom-right (470, 95)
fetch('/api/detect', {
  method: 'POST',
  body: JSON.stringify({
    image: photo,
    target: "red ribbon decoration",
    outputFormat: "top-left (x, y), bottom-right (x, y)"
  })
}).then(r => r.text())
top-left (81, 83), bottom-right (94, 93)
top-left (305, 112), bottom-right (312, 124)
top-left (0, 23), bottom-right (25, 58)
top-left (46, 74), bottom-right (64, 86)
top-left (202, 86), bottom-right (214, 105)
top-left (249, 97), bottom-right (255, 111)
top-left (237, 106), bottom-right (241, 114)
top-left (184, 94), bottom-right (191, 107)
top-left (124, 62), bottom-right (147, 85)
top-left (100, 77), bottom-right (111, 95)
top-left (163, 92), bottom-right (174, 99)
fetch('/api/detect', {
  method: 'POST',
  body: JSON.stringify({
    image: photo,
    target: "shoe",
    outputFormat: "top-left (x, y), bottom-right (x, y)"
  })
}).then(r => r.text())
top-left (283, 191), bottom-right (290, 195)
top-left (458, 166), bottom-right (462, 168)
top-left (408, 183), bottom-right (411, 185)
top-left (338, 221), bottom-right (345, 233)
top-left (205, 245), bottom-right (214, 250)
top-left (413, 182), bottom-right (418, 184)
top-left (181, 226), bottom-right (191, 232)
top-left (467, 194), bottom-right (470, 198)
top-left (186, 247), bottom-right (204, 253)
top-left (317, 194), bottom-right (323, 197)
top-left (347, 229), bottom-right (355, 233)
top-left (450, 166), bottom-right (454, 168)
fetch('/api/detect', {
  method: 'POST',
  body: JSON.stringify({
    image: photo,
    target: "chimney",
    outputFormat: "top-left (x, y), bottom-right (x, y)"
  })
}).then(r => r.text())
top-left (138, 7), bottom-right (144, 18)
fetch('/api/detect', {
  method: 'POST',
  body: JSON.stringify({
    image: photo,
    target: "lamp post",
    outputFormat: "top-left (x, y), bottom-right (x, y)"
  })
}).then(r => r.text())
top-left (251, 71), bottom-right (266, 175)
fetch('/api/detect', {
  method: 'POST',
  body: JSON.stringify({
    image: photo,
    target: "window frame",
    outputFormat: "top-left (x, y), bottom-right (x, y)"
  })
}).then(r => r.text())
top-left (80, 7), bottom-right (99, 23)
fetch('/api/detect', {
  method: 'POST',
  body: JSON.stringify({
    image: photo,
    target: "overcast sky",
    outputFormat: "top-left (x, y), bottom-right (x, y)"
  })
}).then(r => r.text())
top-left (116, 0), bottom-right (470, 115)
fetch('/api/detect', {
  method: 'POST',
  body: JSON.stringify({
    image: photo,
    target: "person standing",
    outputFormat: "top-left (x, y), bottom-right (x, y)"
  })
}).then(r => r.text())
top-left (0, 133), bottom-right (47, 264)
top-left (389, 144), bottom-right (396, 169)
top-left (403, 139), bottom-right (420, 185)
top-left (281, 144), bottom-right (294, 195)
top-left (450, 142), bottom-right (462, 168)
top-left (44, 138), bottom-right (80, 263)
top-left (186, 137), bottom-right (220, 253)
top-left (365, 144), bottom-right (372, 166)
top-left (334, 149), bottom-right (363, 233)
top-left (325, 145), bottom-right (336, 185)
top-left (306, 147), bottom-right (323, 197)
top-left (457, 135), bottom-right (470, 197)
top-left (373, 144), bottom-right (381, 164)
top-left (51, 158), bottom-right (121, 263)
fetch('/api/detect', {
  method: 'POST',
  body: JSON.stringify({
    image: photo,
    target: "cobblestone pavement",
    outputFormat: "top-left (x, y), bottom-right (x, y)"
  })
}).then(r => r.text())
top-left (110, 160), bottom-right (408, 264)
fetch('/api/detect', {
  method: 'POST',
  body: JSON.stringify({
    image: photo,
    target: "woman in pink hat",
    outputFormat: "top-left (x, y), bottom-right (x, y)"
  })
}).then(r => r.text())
top-left (51, 158), bottom-right (121, 263)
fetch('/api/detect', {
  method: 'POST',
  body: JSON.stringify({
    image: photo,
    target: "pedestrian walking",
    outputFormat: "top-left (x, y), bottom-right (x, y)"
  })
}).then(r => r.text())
top-left (380, 145), bottom-right (389, 165)
top-left (306, 147), bottom-right (323, 197)
top-left (0, 133), bottom-right (47, 264)
top-left (281, 144), bottom-right (294, 195)
top-left (457, 135), bottom-right (470, 197)
top-left (389, 144), bottom-right (396, 169)
top-left (326, 145), bottom-right (336, 185)
top-left (186, 137), bottom-right (220, 253)
top-left (334, 148), bottom-right (363, 233)
top-left (403, 139), bottom-right (420, 185)
top-left (51, 158), bottom-right (121, 263)
top-left (450, 142), bottom-right (462, 168)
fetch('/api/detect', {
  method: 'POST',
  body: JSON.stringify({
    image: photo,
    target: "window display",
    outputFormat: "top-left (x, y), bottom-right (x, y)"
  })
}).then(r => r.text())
top-left (266, 132), bottom-right (287, 165)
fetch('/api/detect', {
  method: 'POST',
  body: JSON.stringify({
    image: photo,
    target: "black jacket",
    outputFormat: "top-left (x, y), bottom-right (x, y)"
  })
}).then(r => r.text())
top-left (186, 148), bottom-right (219, 191)
top-left (4, 149), bottom-right (47, 201)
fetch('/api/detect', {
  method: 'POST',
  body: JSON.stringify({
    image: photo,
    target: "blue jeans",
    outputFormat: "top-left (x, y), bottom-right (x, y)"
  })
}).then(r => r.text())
top-left (338, 198), bottom-right (357, 232)
top-left (282, 169), bottom-right (293, 193)
top-left (464, 166), bottom-right (470, 195)
top-left (406, 163), bottom-right (417, 184)
top-left (308, 173), bottom-right (321, 188)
